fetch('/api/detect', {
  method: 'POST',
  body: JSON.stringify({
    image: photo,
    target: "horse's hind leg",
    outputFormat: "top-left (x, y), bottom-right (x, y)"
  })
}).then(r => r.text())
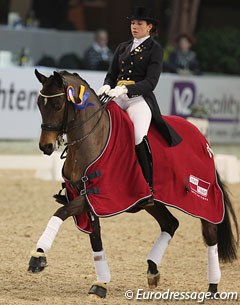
top-left (144, 201), bottom-right (179, 288)
top-left (28, 196), bottom-right (85, 273)
top-left (88, 215), bottom-right (110, 298)
top-left (201, 219), bottom-right (220, 294)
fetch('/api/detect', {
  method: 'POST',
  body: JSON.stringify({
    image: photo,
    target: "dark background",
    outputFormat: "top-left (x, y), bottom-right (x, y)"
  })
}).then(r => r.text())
top-left (1, 0), bottom-right (240, 74)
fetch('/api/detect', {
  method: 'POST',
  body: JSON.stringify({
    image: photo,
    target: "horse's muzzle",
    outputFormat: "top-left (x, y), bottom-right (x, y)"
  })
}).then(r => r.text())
top-left (39, 143), bottom-right (55, 155)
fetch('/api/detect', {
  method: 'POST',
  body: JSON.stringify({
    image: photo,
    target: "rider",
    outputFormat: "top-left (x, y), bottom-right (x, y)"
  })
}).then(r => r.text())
top-left (98, 6), bottom-right (181, 192)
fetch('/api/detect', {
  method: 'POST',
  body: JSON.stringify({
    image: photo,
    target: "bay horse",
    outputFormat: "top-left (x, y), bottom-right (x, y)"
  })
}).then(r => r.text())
top-left (28, 69), bottom-right (239, 298)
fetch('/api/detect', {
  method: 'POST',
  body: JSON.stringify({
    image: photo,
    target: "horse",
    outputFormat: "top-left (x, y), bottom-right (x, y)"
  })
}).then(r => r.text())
top-left (28, 69), bottom-right (239, 299)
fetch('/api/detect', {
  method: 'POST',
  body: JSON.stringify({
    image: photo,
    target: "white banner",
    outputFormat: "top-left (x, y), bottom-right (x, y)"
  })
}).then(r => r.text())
top-left (155, 73), bottom-right (240, 143)
top-left (0, 67), bottom-right (240, 143)
top-left (0, 67), bottom-right (105, 139)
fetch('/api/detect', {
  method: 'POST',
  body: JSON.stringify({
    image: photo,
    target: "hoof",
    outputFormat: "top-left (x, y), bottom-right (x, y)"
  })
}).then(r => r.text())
top-left (88, 282), bottom-right (107, 298)
top-left (147, 272), bottom-right (160, 289)
top-left (28, 251), bottom-right (48, 273)
top-left (208, 283), bottom-right (218, 296)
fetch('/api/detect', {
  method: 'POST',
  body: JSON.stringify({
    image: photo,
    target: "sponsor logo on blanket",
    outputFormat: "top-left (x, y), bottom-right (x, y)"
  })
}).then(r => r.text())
top-left (189, 175), bottom-right (210, 200)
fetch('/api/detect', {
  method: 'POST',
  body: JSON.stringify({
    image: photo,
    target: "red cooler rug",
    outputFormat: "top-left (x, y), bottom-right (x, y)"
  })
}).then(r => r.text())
top-left (68, 101), bottom-right (224, 233)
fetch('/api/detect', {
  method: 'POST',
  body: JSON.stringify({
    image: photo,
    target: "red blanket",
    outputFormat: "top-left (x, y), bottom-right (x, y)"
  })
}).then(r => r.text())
top-left (67, 101), bottom-right (224, 233)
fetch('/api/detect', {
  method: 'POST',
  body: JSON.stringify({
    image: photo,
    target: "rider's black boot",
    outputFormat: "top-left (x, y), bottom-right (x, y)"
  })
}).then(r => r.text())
top-left (135, 136), bottom-right (153, 194)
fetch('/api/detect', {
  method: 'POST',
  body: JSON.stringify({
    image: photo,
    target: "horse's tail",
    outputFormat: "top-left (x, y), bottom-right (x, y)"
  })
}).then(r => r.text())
top-left (216, 171), bottom-right (239, 263)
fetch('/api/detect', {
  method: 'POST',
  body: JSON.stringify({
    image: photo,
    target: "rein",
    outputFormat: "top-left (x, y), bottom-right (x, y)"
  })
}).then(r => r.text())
top-left (66, 96), bottom-right (110, 134)
top-left (66, 109), bottom-right (105, 146)
top-left (64, 96), bottom-right (112, 149)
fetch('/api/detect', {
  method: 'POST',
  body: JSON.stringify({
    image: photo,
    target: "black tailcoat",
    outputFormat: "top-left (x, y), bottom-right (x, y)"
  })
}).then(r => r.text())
top-left (104, 37), bottom-right (182, 146)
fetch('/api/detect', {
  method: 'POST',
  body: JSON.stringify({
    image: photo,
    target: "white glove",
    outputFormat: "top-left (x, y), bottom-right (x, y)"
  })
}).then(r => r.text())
top-left (108, 85), bottom-right (128, 98)
top-left (97, 84), bottom-right (111, 96)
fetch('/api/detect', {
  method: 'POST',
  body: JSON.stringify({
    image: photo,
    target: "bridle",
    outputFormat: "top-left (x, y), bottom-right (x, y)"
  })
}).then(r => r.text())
top-left (39, 92), bottom-right (66, 99)
top-left (39, 91), bottom-right (69, 133)
top-left (39, 89), bottom-right (111, 151)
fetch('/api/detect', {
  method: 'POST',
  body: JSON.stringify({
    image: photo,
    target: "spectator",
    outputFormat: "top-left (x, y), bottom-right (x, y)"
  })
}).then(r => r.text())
top-left (83, 29), bottom-right (112, 70)
top-left (164, 33), bottom-right (201, 75)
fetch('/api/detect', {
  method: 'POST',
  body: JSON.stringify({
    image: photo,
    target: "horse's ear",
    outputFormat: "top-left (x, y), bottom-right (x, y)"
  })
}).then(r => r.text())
top-left (53, 71), bottom-right (63, 87)
top-left (35, 69), bottom-right (47, 84)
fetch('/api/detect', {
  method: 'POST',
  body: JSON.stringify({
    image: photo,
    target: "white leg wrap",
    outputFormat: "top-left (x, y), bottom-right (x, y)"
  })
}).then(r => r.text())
top-left (36, 216), bottom-right (63, 253)
top-left (207, 244), bottom-right (221, 284)
top-left (146, 231), bottom-right (171, 266)
top-left (93, 250), bottom-right (111, 283)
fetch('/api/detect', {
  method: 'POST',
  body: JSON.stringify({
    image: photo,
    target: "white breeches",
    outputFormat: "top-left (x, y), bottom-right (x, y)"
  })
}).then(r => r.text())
top-left (113, 94), bottom-right (152, 145)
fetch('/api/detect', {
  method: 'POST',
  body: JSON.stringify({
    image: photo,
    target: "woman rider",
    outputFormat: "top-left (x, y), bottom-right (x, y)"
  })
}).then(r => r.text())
top-left (98, 6), bottom-right (182, 193)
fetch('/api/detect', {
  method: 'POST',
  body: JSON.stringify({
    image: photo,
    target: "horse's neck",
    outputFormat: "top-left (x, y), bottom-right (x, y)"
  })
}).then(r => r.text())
top-left (63, 97), bottom-right (109, 182)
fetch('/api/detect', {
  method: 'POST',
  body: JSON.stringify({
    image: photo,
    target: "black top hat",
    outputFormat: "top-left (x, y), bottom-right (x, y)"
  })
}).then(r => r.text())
top-left (127, 6), bottom-right (158, 25)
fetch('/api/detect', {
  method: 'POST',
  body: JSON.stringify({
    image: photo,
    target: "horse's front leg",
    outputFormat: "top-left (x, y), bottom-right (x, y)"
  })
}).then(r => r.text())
top-left (28, 196), bottom-right (85, 273)
top-left (88, 215), bottom-right (110, 299)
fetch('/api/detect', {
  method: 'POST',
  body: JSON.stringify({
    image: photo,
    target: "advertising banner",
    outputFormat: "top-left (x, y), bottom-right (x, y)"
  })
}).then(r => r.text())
top-left (0, 67), bottom-right (104, 140)
top-left (155, 74), bottom-right (240, 143)
top-left (0, 67), bottom-right (239, 143)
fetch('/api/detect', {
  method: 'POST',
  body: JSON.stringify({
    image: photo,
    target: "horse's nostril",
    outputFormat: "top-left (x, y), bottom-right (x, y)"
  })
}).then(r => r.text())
top-left (46, 143), bottom-right (53, 150)
top-left (45, 144), bottom-right (54, 155)
top-left (39, 143), bottom-right (54, 155)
